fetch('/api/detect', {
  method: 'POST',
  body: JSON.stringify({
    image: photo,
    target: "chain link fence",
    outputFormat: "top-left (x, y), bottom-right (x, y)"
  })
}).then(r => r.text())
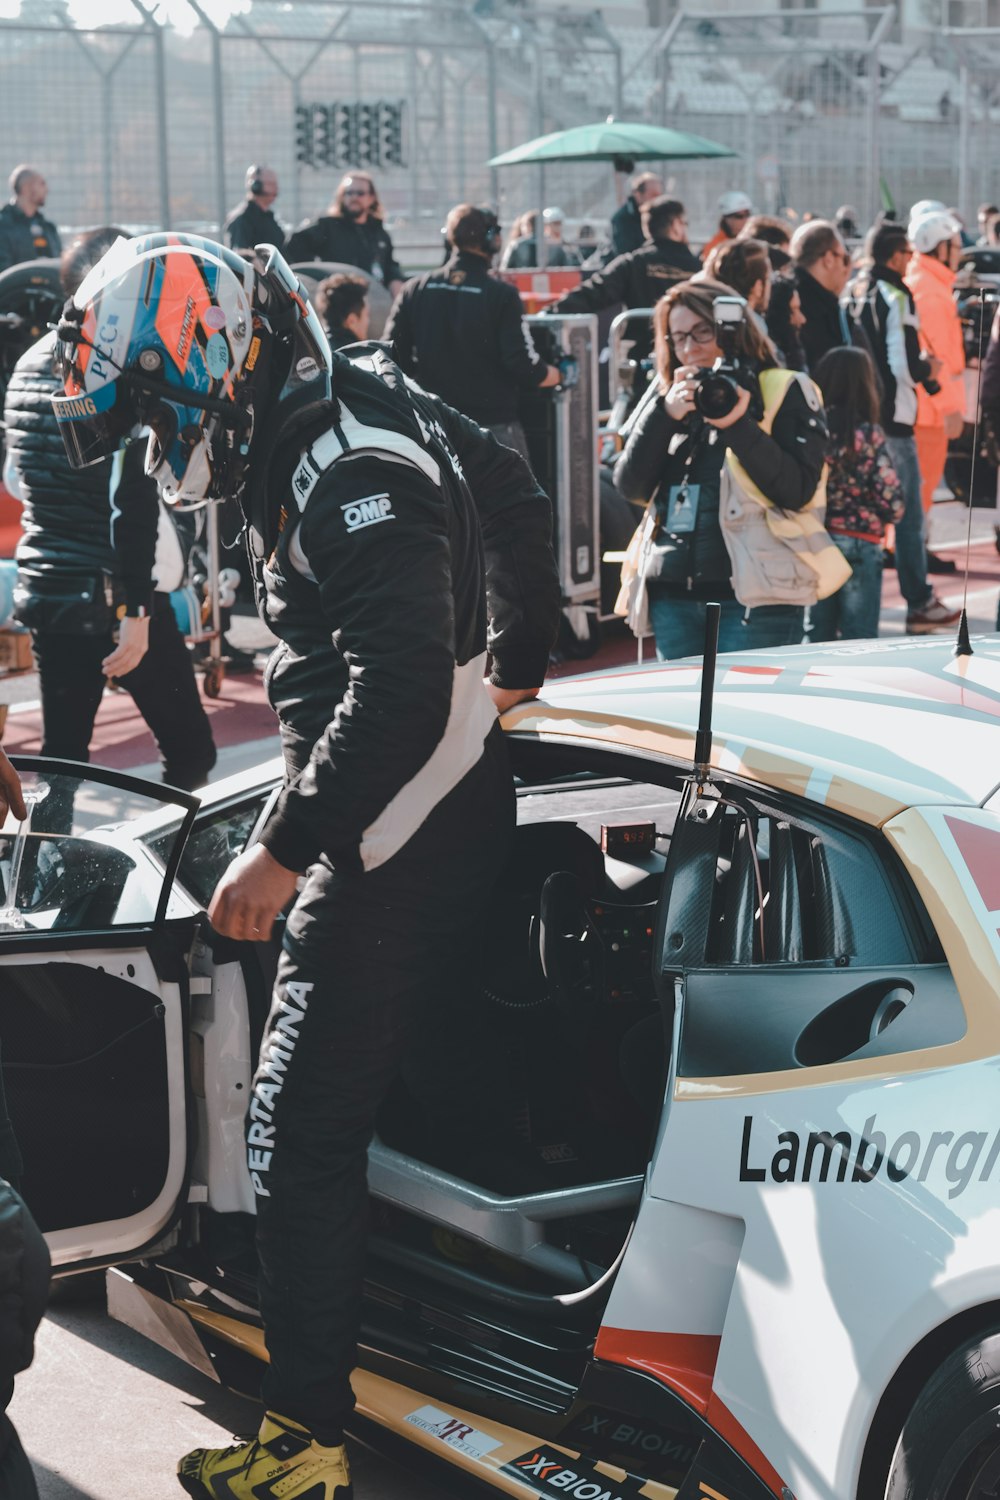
top-left (3, 2), bottom-right (1000, 272)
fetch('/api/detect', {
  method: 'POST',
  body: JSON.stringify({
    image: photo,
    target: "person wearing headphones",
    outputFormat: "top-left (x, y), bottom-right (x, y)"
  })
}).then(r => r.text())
top-left (223, 165), bottom-right (285, 253)
top-left (384, 202), bottom-right (560, 462)
top-left (0, 166), bottom-right (60, 273)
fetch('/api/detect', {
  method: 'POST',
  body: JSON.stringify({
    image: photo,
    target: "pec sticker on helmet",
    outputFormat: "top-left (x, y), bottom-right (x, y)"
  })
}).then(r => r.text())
top-left (341, 493), bottom-right (395, 533)
top-left (203, 305), bottom-right (227, 331)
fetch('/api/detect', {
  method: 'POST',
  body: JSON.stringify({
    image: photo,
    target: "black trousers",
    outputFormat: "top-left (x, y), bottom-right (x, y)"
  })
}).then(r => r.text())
top-left (250, 725), bottom-right (515, 1442)
top-left (31, 594), bottom-right (216, 791)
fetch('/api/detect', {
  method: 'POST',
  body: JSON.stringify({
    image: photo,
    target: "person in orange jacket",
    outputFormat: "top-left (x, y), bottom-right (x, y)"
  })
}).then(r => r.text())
top-left (700, 189), bottom-right (752, 261)
top-left (905, 211), bottom-right (966, 527)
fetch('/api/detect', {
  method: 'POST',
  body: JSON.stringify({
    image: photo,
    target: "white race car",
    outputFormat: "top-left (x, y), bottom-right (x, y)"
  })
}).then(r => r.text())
top-left (4, 632), bottom-right (1000, 1500)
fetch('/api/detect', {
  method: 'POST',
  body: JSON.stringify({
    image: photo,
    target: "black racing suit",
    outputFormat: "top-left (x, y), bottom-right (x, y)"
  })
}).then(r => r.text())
top-left (241, 344), bottom-right (560, 1442)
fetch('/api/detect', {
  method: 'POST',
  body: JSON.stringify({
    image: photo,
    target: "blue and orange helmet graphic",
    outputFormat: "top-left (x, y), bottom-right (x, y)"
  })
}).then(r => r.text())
top-left (53, 233), bottom-right (330, 505)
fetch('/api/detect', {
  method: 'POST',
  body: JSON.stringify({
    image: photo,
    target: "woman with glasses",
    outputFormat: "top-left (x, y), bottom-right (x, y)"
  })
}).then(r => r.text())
top-left (614, 278), bottom-right (829, 660)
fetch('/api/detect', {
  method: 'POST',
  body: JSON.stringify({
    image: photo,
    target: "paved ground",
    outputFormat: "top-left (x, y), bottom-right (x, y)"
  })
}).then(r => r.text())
top-left (4, 497), bottom-right (1000, 1499)
top-left (10, 1284), bottom-right (444, 1500)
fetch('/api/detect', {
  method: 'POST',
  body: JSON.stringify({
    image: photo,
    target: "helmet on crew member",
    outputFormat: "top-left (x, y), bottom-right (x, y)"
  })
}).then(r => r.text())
top-left (907, 198), bottom-right (947, 233)
top-left (909, 210), bottom-right (962, 257)
top-left (52, 233), bottom-right (331, 506)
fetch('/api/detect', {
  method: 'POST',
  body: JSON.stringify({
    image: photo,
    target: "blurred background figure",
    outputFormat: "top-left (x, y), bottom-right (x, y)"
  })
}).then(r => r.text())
top-left (314, 271), bottom-right (370, 349)
top-left (385, 202), bottom-right (559, 461)
top-left (610, 171), bottom-right (665, 259)
top-left (701, 189), bottom-right (753, 262)
top-left (286, 173), bottom-right (404, 296)
top-left (2, 227), bottom-right (217, 788)
top-left (810, 346), bottom-right (903, 642)
top-left (224, 164), bottom-right (285, 253)
top-left (0, 166), bottom-right (60, 273)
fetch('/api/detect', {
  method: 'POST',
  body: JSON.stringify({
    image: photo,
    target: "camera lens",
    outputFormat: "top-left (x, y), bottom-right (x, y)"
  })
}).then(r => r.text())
top-left (693, 370), bottom-right (740, 420)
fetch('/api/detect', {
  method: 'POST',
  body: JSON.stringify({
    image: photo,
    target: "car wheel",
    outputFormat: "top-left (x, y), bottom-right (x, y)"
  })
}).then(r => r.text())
top-left (883, 1327), bottom-right (1000, 1499)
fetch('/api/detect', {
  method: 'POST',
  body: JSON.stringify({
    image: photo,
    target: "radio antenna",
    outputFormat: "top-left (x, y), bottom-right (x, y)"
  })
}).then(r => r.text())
top-left (694, 602), bottom-right (721, 785)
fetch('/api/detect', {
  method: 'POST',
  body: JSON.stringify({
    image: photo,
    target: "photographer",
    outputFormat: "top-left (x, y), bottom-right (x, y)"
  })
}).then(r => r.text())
top-left (614, 279), bottom-right (829, 660)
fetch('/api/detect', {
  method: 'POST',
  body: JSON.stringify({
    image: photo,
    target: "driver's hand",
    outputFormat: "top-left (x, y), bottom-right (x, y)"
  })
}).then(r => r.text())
top-left (704, 384), bottom-right (752, 430)
top-left (0, 750), bottom-right (26, 824)
top-left (485, 682), bottom-right (541, 714)
top-left (103, 615), bottom-right (151, 679)
top-left (208, 843), bottom-right (301, 943)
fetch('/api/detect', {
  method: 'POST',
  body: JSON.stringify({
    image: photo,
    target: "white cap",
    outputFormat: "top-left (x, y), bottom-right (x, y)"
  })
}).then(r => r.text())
top-left (910, 209), bottom-right (961, 256)
top-left (719, 190), bottom-right (752, 216)
top-left (542, 205), bottom-right (565, 223)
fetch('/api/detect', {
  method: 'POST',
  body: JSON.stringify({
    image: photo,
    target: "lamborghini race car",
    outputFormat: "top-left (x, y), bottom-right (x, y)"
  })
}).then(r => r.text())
top-left (4, 632), bottom-right (1000, 1500)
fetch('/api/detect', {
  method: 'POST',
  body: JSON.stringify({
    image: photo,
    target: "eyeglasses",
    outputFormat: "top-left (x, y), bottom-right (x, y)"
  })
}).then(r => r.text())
top-left (669, 324), bottom-right (715, 350)
top-left (342, 186), bottom-right (371, 198)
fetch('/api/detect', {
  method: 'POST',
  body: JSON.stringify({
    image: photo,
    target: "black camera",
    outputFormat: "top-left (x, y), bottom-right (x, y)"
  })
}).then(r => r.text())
top-left (692, 295), bottom-right (748, 420)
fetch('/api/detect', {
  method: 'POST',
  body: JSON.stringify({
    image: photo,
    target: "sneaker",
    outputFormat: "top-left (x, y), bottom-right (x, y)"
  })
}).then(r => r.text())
top-left (178, 1411), bottom-right (352, 1499)
top-left (926, 551), bottom-right (958, 574)
top-left (905, 596), bottom-right (962, 634)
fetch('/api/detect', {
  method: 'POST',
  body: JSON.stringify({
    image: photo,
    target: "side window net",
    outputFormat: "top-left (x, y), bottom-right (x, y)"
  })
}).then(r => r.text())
top-left (703, 802), bottom-right (912, 967)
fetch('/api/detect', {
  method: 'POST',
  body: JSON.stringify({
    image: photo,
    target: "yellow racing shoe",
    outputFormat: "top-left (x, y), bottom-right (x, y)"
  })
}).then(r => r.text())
top-left (178, 1411), bottom-right (352, 1499)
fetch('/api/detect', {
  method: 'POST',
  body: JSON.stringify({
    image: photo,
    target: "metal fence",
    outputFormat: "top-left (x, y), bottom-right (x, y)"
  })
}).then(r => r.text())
top-left (3, 2), bottom-right (1000, 270)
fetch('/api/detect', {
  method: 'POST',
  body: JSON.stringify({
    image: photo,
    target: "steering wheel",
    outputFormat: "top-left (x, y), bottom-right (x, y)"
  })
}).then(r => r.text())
top-left (538, 870), bottom-right (602, 1024)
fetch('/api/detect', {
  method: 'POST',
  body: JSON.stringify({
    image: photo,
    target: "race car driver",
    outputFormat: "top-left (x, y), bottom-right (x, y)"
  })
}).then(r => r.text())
top-left (52, 233), bottom-right (561, 1500)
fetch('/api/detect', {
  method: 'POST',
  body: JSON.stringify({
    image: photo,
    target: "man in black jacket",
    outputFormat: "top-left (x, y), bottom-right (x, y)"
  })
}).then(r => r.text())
top-left (286, 173), bottom-right (404, 295)
top-left (610, 171), bottom-right (664, 259)
top-left (789, 219), bottom-right (855, 372)
top-left (384, 203), bottom-right (560, 460)
top-left (4, 228), bottom-right (216, 788)
top-left (0, 167), bottom-right (60, 274)
top-left (54, 233), bottom-right (561, 1500)
top-left (223, 165), bottom-right (285, 253)
top-left (544, 196), bottom-right (700, 359)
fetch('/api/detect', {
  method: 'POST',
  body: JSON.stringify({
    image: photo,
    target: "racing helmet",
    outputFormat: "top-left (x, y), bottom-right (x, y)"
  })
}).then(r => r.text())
top-left (53, 233), bottom-right (332, 505)
top-left (910, 210), bottom-right (962, 256)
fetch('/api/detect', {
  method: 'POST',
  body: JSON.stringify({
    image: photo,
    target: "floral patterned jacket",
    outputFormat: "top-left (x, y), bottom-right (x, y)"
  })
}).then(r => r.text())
top-left (825, 422), bottom-right (904, 543)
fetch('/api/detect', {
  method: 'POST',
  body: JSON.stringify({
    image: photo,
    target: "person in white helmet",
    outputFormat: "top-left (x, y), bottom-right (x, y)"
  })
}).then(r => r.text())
top-left (905, 211), bottom-right (966, 527)
top-left (701, 189), bottom-right (753, 262)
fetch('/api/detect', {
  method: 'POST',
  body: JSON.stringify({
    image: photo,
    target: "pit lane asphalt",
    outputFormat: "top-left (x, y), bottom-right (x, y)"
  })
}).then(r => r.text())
top-left (7, 501), bottom-right (1000, 1498)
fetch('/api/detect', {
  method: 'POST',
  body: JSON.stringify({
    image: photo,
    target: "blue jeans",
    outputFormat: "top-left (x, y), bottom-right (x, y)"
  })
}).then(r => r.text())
top-left (884, 434), bottom-right (932, 612)
top-left (648, 592), bottom-right (805, 660)
top-left (809, 535), bottom-right (884, 641)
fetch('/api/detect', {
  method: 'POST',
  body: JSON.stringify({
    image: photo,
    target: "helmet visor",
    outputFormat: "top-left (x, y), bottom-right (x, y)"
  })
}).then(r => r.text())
top-left (50, 380), bottom-right (128, 469)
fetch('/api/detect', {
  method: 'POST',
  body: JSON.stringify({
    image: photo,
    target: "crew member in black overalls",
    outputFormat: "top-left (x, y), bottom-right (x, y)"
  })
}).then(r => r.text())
top-left (384, 202), bottom-right (561, 463)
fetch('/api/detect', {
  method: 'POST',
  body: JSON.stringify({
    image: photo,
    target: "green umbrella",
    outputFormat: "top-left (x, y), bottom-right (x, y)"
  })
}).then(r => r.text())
top-left (489, 119), bottom-right (737, 170)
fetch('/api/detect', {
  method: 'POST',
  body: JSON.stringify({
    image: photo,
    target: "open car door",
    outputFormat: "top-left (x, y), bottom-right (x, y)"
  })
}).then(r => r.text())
top-left (0, 757), bottom-right (198, 1273)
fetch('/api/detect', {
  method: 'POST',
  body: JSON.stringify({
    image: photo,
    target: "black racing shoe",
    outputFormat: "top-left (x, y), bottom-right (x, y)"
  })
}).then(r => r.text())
top-left (178, 1411), bottom-right (352, 1499)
